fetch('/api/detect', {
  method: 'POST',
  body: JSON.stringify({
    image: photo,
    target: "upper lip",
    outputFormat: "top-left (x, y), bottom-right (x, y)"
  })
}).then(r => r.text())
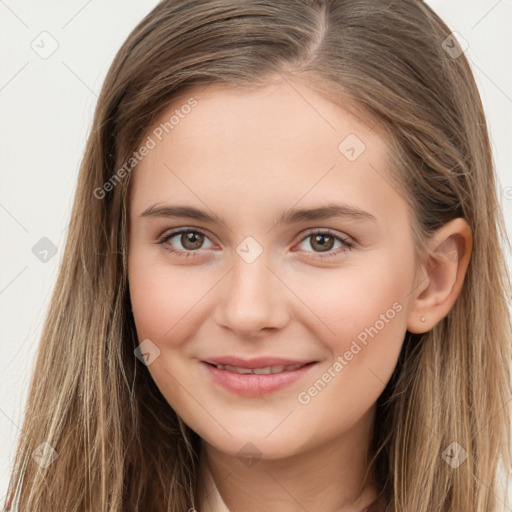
top-left (202, 356), bottom-right (316, 369)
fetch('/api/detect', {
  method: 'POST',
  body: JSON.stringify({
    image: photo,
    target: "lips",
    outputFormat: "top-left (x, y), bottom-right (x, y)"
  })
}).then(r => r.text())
top-left (200, 356), bottom-right (318, 396)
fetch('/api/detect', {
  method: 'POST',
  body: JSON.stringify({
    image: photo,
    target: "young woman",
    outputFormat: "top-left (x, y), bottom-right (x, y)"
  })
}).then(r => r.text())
top-left (5, 1), bottom-right (511, 511)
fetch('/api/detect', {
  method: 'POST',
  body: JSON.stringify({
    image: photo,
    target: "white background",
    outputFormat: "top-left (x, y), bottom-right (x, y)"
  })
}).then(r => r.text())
top-left (1, 0), bottom-right (511, 507)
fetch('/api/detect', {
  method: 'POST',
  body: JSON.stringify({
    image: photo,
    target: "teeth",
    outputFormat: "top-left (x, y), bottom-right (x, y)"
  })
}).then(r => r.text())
top-left (224, 364), bottom-right (252, 374)
top-left (253, 367), bottom-right (271, 374)
top-left (285, 364), bottom-right (303, 371)
top-left (214, 363), bottom-right (305, 374)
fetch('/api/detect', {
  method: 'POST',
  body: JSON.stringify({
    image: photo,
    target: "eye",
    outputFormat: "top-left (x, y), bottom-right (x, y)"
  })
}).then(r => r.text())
top-left (296, 229), bottom-right (354, 259)
top-left (157, 228), bottom-right (215, 258)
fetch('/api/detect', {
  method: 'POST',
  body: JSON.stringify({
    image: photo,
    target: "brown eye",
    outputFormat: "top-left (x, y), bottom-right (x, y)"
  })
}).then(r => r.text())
top-left (158, 229), bottom-right (215, 257)
top-left (296, 230), bottom-right (353, 259)
top-left (309, 234), bottom-right (335, 252)
top-left (180, 231), bottom-right (204, 250)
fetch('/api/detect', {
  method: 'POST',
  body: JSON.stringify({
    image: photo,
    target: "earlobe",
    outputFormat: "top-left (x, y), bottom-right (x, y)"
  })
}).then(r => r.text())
top-left (407, 218), bottom-right (472, 334)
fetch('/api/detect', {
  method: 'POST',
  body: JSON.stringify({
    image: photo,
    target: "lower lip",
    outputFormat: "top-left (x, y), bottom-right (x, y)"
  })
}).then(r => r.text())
top-left (200, 361), bottom-right (317, 397)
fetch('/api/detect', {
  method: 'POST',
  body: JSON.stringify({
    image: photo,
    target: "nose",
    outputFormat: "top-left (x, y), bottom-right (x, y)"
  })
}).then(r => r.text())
top-left (214, 248), bottom-right (290, 338)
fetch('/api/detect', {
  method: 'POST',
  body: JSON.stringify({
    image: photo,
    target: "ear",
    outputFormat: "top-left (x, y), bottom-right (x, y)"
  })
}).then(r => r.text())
top-left (407, 218), bottom-right (472, 334)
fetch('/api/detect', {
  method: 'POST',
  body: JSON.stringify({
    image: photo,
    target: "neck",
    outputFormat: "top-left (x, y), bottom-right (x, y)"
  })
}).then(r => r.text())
top-left (197, 405), bottom-right (380, 512)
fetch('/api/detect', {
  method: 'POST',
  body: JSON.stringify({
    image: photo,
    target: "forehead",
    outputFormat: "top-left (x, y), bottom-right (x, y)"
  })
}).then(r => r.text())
top-left (128, 79), bottom-right (404, 226)
top-left (146, 79), bottom-right (382, 154)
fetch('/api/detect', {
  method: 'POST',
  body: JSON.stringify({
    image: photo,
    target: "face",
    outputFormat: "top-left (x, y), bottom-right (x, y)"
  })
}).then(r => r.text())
top-left (127, 78), bottom-right (417, 459)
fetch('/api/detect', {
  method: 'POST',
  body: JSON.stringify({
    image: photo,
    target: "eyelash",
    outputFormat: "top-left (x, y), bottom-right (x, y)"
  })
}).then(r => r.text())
top-left (156, 227), bottom-right (354, 260)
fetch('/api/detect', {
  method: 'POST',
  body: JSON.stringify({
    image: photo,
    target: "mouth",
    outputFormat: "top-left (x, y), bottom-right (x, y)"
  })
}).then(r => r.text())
top-left (200, 357), bottom-right (318, 396)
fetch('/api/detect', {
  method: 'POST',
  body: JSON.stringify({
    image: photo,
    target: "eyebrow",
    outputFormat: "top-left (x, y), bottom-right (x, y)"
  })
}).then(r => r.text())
top-left (139, 202), bottom-right (377, 225)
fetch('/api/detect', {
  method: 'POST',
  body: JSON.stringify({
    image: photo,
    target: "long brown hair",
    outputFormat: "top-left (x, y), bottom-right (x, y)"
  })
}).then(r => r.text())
top-left (5, 1), bottom-right (511, 510)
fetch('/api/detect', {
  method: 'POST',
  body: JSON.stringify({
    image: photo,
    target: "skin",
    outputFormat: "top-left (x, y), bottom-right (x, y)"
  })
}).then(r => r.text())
top-left (127, 77), bottom-right (472, 512)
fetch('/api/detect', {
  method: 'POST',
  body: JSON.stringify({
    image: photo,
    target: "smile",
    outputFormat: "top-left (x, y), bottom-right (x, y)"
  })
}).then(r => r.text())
top-left (200, 359), bottom-right (318, 396)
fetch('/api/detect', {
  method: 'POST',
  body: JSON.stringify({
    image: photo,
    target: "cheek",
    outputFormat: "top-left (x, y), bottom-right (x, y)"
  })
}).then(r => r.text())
top-left (275, 266), bottom-right (409, 452)
top-left (127, 248), bottom-right (207, 347)
top-left (297, 258), bottom-right (411, 352)
top-left (127, 250), bottom-right (208, 414)
top-left (293, 254), bottom-right (412, 408)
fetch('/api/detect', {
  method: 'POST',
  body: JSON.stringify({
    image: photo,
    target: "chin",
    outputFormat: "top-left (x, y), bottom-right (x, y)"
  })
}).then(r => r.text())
top-left (201, 429), bottom-right (306, 462)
